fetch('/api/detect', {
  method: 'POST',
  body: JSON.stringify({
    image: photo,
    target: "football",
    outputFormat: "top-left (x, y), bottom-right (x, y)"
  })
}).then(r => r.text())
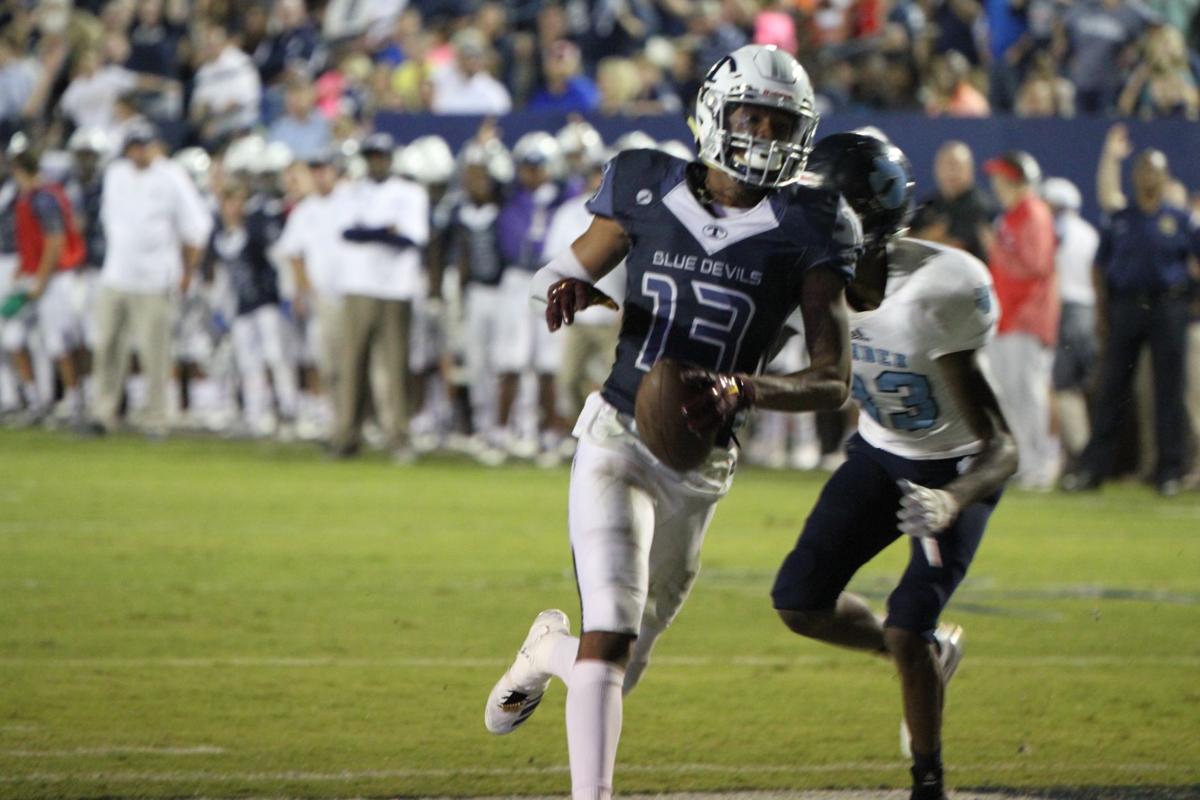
top-left (634, 357), bottom-right (716, 472)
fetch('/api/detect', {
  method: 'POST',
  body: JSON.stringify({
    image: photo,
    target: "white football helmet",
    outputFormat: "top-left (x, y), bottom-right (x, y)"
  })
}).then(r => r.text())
top-left (67, 127), bottom-right (111, 157)
top-left (512, 131), bottom-right (563, 180)
top-left (612, 130), bottom-right (657, 153)
top-left (172, 147), bottom-right (212, 191)
top-left (459, 139), bottom-right (514, 184)
top-left (556, 120), bottom-right (605, 170)
top-left (395, 135), bottom-right (455, 185)
top-left (694, 44), bottom-right (819, 189)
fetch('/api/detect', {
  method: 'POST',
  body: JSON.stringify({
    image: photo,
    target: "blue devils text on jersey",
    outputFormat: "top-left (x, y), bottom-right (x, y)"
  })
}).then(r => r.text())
top-left (586, 149), bottom-right (862, 415)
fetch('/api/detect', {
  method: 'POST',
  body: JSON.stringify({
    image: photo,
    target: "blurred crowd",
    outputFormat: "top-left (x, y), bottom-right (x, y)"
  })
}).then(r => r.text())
top-left (2, 107), bottom-right (1199, 491)
top-left (3, 0), bottom-right (1200, 167)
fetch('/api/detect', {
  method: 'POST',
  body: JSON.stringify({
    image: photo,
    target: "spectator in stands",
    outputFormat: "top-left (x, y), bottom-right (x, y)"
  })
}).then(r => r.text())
top-left (1042, 177), bottom-right (1100, 467)
top-left (984, 0), bottom-right (1033, 110)
top-left (430, 28), bottom-right (512, 115)
top-left (690, 1), bottom-right (748, 77)
top-left (1062, 125), bottom-right (1200, 496)
top-left (1057, 0), bottom-right (1156, 114)
top-left (388, 29), bottom-right (436, 111)
top-left (527, 40), bottom-right (600, 113)
top-left (60, 45), bottom-right (179, 145)
top-left (91, 121), bottom-right (212, 436)
top-left (982, 150), bottom-right (1060, 490)
top-left (583, 0), bottom-right (659, 62)
top-left (596, 56), bottom-right (643, 115)
top-left (1116, 25), bottom-right (1200, 120)
top-left (329, 132), bottom-right (428, 462)
top-left (1014, 51), bottom-right (1076, 117)
top-left (924, 50), bottom-right (990, 116)
top-left (126, 0), bottom-right (186, 80)
top-left (253, 0), bottom-right (324, 85)
top-left (925, 0), bottom-right (984, 65)
top-left (190, 20), bottom-right (263, 146)
top-left (267, 73), bottom-right (331, 161)
top-left (0, 34), bottom-right (39, 135)
top-left (911, 140), bottom-right (997, 261)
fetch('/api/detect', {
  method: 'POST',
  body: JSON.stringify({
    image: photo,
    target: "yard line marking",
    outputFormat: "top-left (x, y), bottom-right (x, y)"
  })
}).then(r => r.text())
top-left (3, 746), bottom-right (225, 757)
top-left (1, 655), bottom-right (1198, 669)
top-left (0, 762), bottom-right (1192, 783)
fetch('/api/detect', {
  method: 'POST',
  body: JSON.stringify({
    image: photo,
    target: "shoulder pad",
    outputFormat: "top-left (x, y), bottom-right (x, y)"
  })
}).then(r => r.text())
top-left (586, 148), bottom-right (687, 221)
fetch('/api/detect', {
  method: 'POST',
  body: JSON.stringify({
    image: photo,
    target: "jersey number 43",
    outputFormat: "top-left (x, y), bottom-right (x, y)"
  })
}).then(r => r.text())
top-left (853, 371), bottom-right (940, 431)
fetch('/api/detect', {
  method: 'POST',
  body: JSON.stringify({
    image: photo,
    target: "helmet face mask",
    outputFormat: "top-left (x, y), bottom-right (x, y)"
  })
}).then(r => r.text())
top-left (695, 45), bottom-right (819, 190)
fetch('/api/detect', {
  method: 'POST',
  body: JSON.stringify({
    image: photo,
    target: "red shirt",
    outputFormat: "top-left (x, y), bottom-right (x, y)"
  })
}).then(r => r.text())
top-left (15, 184), bottom-right (86, 276)
top-left (988, 193), bottom-right (1059, 347)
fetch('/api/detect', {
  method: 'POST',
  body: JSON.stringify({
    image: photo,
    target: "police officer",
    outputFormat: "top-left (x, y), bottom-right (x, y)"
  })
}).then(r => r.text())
top-left (1062, 125), bottom-right (1200, 496)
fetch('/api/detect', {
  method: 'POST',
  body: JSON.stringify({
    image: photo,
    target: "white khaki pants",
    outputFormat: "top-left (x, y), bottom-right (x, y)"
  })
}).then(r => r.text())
top-left (984, 332), bottom-right (1056, 487)
top-left (569, 392), bottom-right (736, 691)
top-left (92, 285), bottom-right (172, 432)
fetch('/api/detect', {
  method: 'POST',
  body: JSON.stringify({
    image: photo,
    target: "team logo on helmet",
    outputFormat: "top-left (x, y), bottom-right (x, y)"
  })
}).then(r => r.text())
top-left (869, 157), bottom-right (911, 211)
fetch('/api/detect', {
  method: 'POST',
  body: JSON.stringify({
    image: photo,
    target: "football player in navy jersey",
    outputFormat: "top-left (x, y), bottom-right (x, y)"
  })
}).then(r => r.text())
top-left (771, 134), bottom-right (1018, 800)
top-left (482, 45), bottom-right (862, 800)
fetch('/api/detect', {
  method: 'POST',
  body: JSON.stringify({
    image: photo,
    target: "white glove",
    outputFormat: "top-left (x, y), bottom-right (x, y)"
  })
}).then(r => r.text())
top-left (897, 479), bottom-right (960, 539)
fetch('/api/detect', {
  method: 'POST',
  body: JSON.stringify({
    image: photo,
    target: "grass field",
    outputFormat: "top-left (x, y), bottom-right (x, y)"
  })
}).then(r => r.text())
top-left (1, 429), bottom-right (1198, 800)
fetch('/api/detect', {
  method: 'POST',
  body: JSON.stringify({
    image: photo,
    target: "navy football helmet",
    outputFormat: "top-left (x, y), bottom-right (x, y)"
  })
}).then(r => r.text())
top-left (806, 132), bottom-right (914, 247)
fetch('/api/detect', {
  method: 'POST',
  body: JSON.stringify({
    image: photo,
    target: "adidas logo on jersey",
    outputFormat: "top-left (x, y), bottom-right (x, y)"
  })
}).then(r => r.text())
top-left (851, 327), bottom-right (870, 341)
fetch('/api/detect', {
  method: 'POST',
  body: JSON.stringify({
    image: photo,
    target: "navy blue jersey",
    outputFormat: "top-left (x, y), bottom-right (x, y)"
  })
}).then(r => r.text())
top-left (66, 176), bottom-right (105, 268)
top-left (587, 149), bottom-right (862, 415)
top-left (208, 208), bottom-right (282, 316)
top-left (453, 201), bottom-right (505, 287)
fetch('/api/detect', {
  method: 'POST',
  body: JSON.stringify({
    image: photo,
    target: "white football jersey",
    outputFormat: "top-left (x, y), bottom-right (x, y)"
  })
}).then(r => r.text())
top-left (849, 238), bottom-right (998, 460)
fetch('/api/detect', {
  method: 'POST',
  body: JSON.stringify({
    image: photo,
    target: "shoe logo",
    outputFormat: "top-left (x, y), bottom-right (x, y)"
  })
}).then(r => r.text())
top-left (499, 690), bottom-right (528, 712)
top-left (636, 189), bottom-right (653, 205)
top-left (702, 223), bottom-right (728, 240)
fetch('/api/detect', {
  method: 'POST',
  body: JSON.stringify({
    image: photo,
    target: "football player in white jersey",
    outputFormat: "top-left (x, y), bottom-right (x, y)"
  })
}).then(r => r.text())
top-left (482, 45), bottom-right (862, 800)
top-left (771, 133), bottom-right (1018, 800)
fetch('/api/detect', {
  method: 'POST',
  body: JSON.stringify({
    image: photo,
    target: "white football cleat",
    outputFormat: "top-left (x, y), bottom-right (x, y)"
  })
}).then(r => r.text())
top-left (484, 609), bottom-right (570, 735)
top-left (900, 623), bottom-right (964, 758)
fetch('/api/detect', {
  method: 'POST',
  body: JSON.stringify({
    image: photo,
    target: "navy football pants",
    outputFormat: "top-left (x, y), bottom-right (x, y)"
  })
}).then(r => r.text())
top-left (772, 435), bottom-right (1001, 636)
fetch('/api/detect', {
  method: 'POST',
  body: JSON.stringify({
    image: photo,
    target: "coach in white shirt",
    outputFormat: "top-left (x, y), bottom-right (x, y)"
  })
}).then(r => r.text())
top-left (92, 121), bottom-right (213, 434)
top-left (330, 133), bottom-right (429, 460)
top-left (279, 149), bottom-right (346, 423)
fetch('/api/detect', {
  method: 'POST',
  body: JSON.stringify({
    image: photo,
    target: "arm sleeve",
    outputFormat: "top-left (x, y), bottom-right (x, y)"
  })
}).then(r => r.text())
top-left (31, 191), bottom-right (64, 233)
top-left (807, 194), bottom-right (863, 283)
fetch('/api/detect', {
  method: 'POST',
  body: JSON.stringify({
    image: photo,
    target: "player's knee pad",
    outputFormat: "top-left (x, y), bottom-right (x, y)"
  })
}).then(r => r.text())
top-left (884, 580), bottom-right (947, 637)
top-left (578, 580), bottom-right (646, 636)
top-left (771, 540), bottom-right (841, 613)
